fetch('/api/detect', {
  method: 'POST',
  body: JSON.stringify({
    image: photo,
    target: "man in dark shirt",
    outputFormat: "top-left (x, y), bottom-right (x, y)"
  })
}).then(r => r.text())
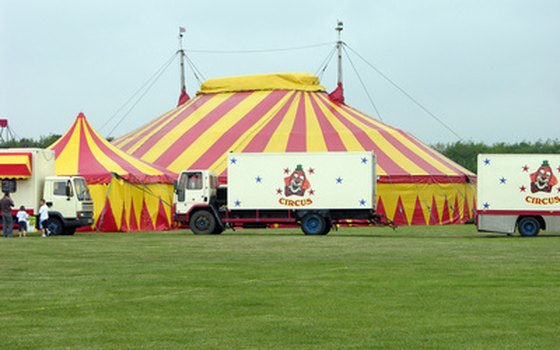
top-left (1, 192), bottom-right (15, 238)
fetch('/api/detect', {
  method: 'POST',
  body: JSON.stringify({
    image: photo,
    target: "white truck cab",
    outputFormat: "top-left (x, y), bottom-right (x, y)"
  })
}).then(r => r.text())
top-left (0, 148), bottom-right (94, 235)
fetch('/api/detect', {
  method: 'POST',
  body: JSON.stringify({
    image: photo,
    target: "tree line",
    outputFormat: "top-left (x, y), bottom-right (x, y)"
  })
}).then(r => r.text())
top-left (432, 139), bottom-right (560, 173)
top-left (1, 136), bottom-right (558, 174)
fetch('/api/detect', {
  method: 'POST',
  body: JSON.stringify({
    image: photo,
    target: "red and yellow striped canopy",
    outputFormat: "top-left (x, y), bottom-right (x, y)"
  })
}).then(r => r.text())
top-left (50, 113), bottom-right (176, 184)
top-left (113, 73), bottom-right (473, 184)
top-left (0, 152), bottom-right (32, 179)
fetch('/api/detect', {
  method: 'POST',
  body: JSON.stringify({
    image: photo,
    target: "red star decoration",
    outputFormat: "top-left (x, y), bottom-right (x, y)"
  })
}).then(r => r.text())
top-left (283, 168), bottom-right (290, 174)
top-left (308, 167), bottom-right (315, 174)
top-left (522, 165), bottom-right (529, 172)
top-left (309, 189), bottom-right (315, 195)
top-left (519, 185), bottom-right (526, 192)
top-left (276, 188), bottom-right (283, 195)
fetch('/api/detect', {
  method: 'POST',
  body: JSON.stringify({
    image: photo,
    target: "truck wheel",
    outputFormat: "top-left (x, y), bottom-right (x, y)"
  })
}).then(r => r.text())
top-left (518, 217), bottom-right (540, 237)
top-left (46, 218), bottom-right (64, 236)
top-left (301, 214), bottom-right (327, 235)
top-left (190, 211), bottom-right (216, 235)
top-left (64, 228), bottom-right (76, 236)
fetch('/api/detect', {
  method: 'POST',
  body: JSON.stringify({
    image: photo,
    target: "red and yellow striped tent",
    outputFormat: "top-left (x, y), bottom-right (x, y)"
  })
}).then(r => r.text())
top-left (49, 113), bottom-right (177, 231)
top-left (114, 73), bottom-right (476, 225)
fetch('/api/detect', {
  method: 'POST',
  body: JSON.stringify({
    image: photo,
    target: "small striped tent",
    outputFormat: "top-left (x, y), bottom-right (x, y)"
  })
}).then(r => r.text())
top-left (114, 73), bottom-right (476, 225)
top-left (50, 113), bottom-right (177, 231)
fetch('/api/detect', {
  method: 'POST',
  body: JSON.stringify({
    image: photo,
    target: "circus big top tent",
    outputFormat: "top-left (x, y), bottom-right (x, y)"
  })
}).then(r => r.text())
top-left (113, 73), bottom-right (476, 225)
top-left (49, 113), bottom-right (177, 231)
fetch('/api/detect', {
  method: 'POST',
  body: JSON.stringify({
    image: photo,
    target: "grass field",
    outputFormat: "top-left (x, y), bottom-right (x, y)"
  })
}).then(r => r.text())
top-left (1, 225), bottom-right (559, 349)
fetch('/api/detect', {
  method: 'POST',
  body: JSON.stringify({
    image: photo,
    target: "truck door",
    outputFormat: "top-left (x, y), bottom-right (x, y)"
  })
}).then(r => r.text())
top-left (48, 180), bottom-right (75, 218)
top-left (176, 171), bottom-right (208, 215)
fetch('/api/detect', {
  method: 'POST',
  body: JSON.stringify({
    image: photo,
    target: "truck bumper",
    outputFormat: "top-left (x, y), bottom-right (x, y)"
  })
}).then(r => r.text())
top-left (63, 217), bottom-right (94, 229)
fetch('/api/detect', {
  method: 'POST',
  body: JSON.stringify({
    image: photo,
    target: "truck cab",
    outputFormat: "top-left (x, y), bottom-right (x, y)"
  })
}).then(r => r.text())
top-left (43, 176), bottom-right (94, 235)
top-left (174, 170), bottom-right (218, 215)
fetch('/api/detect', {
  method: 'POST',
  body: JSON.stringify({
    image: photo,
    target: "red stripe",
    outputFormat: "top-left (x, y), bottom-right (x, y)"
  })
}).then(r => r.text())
top-left (316, 94), bottom-right (409, 175)
top-left (336, 102), bottom-right (447, 175)
top-left (158, 92), bottom-right (252, 168)
top-left (242, 93), bottom-right (297, 152)
top-left (82, 120), bottom-right (176, 183)
top-left (117, 107), bottom-right (183, 152)
top-left (401, 131), bottom-right (473, 175)
top-left (77, 120), bottom-right (111, 183)
top-left (51, 117), bottom-right (80, 156)
top-left (189, 91), bottom-right (290, 169)
top-left (286, 92), bottom-right (307, 152)
top-left (310, 94), bottom-right (346, 151)
top-left (377, 175), bottom-right (470, 184)
top-left (477, 210), bottom-right (560, 216)
top-left (128, 95), bottom-right (213, 158)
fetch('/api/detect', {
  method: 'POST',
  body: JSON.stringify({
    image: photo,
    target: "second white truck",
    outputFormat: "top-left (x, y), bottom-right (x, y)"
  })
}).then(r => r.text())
top-left (477, 154), bottom-right (560, 236)
top-left (174, 152), bottom-right (384, 235)
top-left (0, 148), bottom-right (94, 235)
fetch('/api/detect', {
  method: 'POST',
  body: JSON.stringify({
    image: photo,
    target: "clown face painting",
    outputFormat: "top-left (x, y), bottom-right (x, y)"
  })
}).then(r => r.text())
top-left (530, 160), bottom-right (558, 193)
top-left (284, 164), bottom-right (310, 197)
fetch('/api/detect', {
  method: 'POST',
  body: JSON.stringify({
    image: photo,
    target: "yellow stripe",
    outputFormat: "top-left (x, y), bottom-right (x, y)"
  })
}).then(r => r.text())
top-left (327, 101), bottom-right (427, 175)
top-left (116, 104), bottom-right (187, 153)
top-left (314, 95), bottom-right (392, 175)
top-left (168, 91), bottom-right (272, 172)
top-left (83, 123), bottom-right (127, 174)
top-left (209, 91), bottom-right (296, 175)
top-left (140, 94), bottom-right (231, 164)
top-left (304, 93), bottom-right (328, 152)
top-left (87, 123), bottom-right (166, 176)
top-left (263, 93), bottom-right (301, 152)
top-left (55, 122), bottom-right (82, 175)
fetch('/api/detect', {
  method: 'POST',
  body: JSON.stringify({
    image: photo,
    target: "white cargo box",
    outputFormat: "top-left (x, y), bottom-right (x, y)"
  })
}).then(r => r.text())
top-left (477, 154), bottom-right (560, 212)
top-left (227, 152), bottom-right (376, 210)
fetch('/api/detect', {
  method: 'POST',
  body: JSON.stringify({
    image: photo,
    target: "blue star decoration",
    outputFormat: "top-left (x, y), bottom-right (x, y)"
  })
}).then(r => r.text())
top-left (483, 158), bottom-right (491, 166)
top-left (336, 177), bottom-right (343, 184)
top-left (499, 177), bottom-right (507, 184)
top-left (230, 157), bottom-right (238, 165)
top-left (483, 202), bottom-right (490, 209)
top-left (234, 200), bottom-right (241, 207)
top-left (361, 157), bottom-right (368, 164)
top-left (359, 199), bottom-right (366, 206)
top-left (255, 176), bottom-right (263, 183)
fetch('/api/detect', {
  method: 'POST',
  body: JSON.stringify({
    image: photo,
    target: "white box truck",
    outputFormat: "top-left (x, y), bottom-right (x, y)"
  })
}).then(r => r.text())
top-left (174, 152), bottom-right (383, 235)
top-left (476, 154), bottom-right (560, 236)
top-left (0, 148), bottom-right (94, 235)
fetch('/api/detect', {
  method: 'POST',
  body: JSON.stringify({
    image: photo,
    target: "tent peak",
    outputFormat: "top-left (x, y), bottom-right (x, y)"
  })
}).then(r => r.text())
top-left (199, 73), bottom-right (326, 95)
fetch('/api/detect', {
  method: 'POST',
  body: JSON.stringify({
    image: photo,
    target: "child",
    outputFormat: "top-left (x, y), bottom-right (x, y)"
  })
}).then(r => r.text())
top-left (16, 205), bottom-right (29, 238)
top-left (38, 199), bottom-right (49, 237)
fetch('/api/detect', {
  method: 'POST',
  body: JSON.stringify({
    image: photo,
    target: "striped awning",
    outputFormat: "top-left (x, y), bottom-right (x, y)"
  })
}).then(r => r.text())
top-left (49, 113), bottom-right (177, 184)
top-left (0, 152), bottom-right (32, 179)
top-left (113, 73), bottom-right (474, 184)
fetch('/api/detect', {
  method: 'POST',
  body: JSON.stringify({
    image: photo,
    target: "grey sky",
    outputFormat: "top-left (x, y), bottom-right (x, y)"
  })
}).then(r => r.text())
top-left (1, 0), bottom-right (559, 144)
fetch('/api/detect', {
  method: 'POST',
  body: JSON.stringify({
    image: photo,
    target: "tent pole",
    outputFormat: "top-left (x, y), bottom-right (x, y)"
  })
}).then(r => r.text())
top-left (335, 20), bottom-right (344, 85)
top-left (178, 29), bottom-right (186, 93)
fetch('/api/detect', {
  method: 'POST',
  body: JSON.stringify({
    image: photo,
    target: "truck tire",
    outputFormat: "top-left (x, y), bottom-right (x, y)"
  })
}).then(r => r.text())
top-left (190, 210), bottom-right (216, 235)
top-left (64, 228), bottom-right (76, 236)
top-left (518, 217), bottom-right (540, 237)
top-left (301, 213), bottom-right (327, 235)
top-left (46, 218), bottom-right (64, 236)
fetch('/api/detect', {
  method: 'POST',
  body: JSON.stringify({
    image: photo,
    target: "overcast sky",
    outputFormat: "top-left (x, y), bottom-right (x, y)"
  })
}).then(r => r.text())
top-left (1, 0), bottom-right (559, 145)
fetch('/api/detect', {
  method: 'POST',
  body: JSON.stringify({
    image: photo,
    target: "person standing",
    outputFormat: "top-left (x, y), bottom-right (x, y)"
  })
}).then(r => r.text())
top-left (16, 205), bottom-right (29, 238)
top-left (38, 199), bottom-right (49, 237)
top-left (1, 192), bottom-right (15, 238)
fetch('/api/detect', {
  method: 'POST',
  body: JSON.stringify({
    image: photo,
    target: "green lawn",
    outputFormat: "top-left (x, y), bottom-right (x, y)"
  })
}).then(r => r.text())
top-left (1, 226), bottom-right (559, 349)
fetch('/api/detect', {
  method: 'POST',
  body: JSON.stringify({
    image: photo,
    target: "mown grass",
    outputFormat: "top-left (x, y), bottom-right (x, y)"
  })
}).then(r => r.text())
top-left (1, 225), bottom-right (559, 349)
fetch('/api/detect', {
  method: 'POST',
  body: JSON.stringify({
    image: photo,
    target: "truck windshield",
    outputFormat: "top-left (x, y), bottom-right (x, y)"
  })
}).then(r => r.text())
top-left (74, 178), bottom-right (92, 201)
